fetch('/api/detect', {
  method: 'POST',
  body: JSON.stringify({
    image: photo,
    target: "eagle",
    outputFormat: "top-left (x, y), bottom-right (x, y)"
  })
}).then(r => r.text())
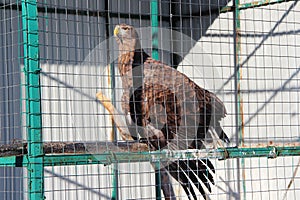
top-left (113, 24), bottom-right (229, 200)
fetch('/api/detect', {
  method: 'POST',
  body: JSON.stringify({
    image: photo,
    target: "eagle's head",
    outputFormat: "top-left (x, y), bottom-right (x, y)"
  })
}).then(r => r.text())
top-left (114, 24), bottom-right (141, 50)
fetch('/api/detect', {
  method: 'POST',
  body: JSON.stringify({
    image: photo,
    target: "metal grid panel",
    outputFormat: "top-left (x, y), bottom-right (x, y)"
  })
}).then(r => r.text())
top-left (37, 1), bottom-right (156, 199)
top-left (0, 0), bottom-right (25, 199)
top-left (240, 1), bottom-right (300, 145)
top-left (238, 1), bottom-right (300, 199)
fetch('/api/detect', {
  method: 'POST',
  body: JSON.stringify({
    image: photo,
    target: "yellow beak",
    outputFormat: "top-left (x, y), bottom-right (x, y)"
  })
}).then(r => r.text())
top-left (114, 25), bottom-right (120, 36)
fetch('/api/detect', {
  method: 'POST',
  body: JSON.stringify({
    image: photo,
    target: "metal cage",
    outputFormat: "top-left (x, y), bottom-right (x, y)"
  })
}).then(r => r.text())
top-left (0, 0), bottom-right (299, 199)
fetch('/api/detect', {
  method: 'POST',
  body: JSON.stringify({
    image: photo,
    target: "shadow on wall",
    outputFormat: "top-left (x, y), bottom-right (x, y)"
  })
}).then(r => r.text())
top-left (169, 0), bottom-right (229, 67)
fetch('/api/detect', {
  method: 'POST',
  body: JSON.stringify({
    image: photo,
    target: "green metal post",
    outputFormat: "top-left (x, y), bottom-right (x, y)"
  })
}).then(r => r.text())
top-left (110, 62), bottom-right (119, 200)
top-left (105, 0), bottom-right (119, 196)
top-left (151, 0), bottom-right (159, 60)
top-left (151, 0), bottom-right (161, 199)
top-left (21, 0), bottom-right (44, 199)
top-left (110, 64), bottom-right (119, 200)
top-left (233, 0), bottom-right (246, 199)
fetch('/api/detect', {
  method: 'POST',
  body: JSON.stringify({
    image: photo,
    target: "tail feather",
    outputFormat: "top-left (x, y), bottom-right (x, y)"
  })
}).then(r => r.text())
top-left (167, 161), bottom-right (197, 200)
top-left (180, 160), bottom-right (212, 194)
top-left (180, 160), bottom-right (210, 196)
top-left (201, 159), bottom-right (215, 174)
top-left (166, 159), bottom-right (215, 200)
top-left (197, 160), bottom-right (215, 185)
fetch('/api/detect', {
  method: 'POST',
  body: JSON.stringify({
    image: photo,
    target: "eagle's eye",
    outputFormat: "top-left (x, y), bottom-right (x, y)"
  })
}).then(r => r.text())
top-left (122, 26), bottom-right (130, 30)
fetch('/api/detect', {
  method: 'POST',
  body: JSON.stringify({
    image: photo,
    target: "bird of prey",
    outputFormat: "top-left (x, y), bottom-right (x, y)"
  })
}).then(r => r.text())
top-left (114, 24), bottom-right (229, 200)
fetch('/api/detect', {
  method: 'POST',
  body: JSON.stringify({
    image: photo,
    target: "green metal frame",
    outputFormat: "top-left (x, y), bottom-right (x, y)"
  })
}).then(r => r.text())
top-left (21, 0), bottom-right (44, 199)
top-left (151, 1), bottom-right (162, 199)
top-left (1, 146), bottom-right (299, 167)
top-left (221, 0), bottom-right (296, 13)
top-left (0, 0), bottom-right (298, 199)
top-left (232, 0), bottom-right (247, 198)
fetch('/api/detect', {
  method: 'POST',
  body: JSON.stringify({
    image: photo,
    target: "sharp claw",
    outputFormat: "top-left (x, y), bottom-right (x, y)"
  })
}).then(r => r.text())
top-left (139, 138), bottom-right (148, 143)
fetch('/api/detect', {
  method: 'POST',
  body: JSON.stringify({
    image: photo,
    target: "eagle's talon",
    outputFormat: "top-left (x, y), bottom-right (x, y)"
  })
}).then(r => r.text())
top-left (139, 138), bottom-right (148, 143)
top-left (223, 148), bottom-right (230, 159)
top-left (218, 147), bottom-right (230, 160)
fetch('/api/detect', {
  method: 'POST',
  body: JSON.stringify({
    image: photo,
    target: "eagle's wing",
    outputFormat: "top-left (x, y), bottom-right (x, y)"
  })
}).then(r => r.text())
top-left (125, 57), bottom-right (228, 200)
top-left (141, 57), bottom-right (228, 147)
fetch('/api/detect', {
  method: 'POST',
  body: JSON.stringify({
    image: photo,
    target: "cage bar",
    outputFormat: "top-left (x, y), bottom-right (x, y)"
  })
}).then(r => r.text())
top-left (21, 0), bottom-right (44, 199)
top-left (1, 145), bottom-right (300, 167)
top-left (150, 1), bottom-right (162, 199)
top-left (233, 0), bottom-right (246, 199)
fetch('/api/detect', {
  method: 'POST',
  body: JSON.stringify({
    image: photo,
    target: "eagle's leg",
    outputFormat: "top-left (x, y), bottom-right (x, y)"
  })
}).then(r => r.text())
top-left (159, 168), bottom-right (176, 200)
top-left (145, 124), bottom-right (168, 149)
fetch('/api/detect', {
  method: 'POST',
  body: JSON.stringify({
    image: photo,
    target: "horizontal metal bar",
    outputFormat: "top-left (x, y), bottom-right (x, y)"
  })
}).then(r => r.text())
top-left (0, 156), bottom-right (27, 167)
top-left (221, 0), bottom-right (296, 13)
top-left (0, 2), bottom-right (214, 19)
top-left (1, 0), bottom-right (296, 21)
top-left (238, 0), bottom-right (295, 10)
top-left (1, 146), bottom-right (299, 167)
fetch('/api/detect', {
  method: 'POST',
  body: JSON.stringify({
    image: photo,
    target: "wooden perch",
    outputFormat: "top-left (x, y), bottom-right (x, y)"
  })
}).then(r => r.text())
top-left (0, 141), bottom-right (151, 157)
top-left (0, 142), bottom-right (27, 157)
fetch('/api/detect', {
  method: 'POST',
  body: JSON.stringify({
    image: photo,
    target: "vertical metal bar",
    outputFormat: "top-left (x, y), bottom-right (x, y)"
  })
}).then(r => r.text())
top-left (151, 0), bottom-right (161, 199)
top-left (110, 61), bottom-right (119, 200)
top-left (154, 162), bottom-right (162, 200)
top-left (110, 60), bottom-right (119, 200)
top-left (233, 0), bottom-right (246, 199)
top-left (105, 1), bottom-right (119, 199)
top-left (21, 0), bottom-right (44, 200)
top-left (151, 0), bottom-right (159, 60)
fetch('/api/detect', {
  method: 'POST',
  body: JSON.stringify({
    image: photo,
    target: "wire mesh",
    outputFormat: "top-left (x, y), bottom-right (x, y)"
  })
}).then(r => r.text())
top-left (37, 1), bottom-right (157, 199)
top-left (0, 0), bottom-right (25, 199)
top-left (237, 1), bottom-right (300, 199)
top-left (0, 0), bottom-right (299, 199)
